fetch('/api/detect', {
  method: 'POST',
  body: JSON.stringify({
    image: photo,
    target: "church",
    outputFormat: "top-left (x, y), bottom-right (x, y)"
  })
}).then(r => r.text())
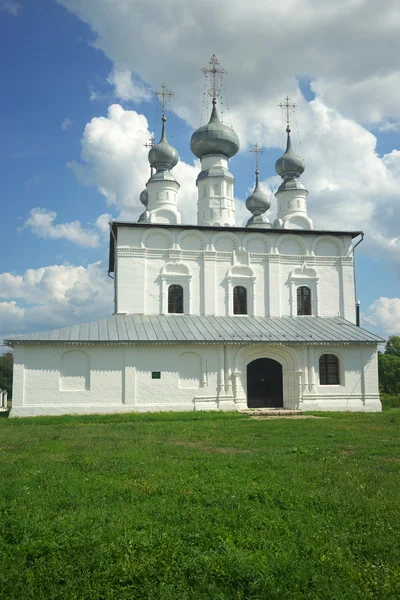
top-left (6, 57), bottom-right (383, 416)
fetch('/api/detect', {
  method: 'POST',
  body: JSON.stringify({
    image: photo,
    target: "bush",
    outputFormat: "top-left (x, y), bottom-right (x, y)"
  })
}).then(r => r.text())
top-left (0, 352), bottom-right (13, 398)
top-left (378, 352), bottom-right (400, 395)
top-left (381, 394), bottom-right (400, 409)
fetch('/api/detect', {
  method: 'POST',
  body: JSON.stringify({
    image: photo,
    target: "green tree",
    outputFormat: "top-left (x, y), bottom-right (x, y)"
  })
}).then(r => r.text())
top-left (385, 335), bottom-right (400, 357)
top-left (378, 352), bottom-right (400, 395)
top-left (0, 352), bottom-right (13, 398)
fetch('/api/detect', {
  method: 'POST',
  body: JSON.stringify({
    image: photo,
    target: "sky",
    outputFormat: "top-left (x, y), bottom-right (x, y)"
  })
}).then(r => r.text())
top-left (0, 0), bottom-right (399, 346)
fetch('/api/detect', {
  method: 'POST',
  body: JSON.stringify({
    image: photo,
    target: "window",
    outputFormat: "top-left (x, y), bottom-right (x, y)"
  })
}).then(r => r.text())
top-left (168, 284), bottom-right (184, 313)
top-left (319, 354), bottom-right (340, 385)
top-left (152, 371), bottom-right (161, 379)
top-left (233, 286), bottom-right (247, 315)
top-left (297, 286), bottom-right (311, 315)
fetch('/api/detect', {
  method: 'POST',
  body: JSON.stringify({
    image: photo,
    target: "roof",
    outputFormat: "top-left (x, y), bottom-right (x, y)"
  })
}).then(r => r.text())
top-left (5, 315), bottom-right (383, 346)
top-left (108, 222), bottom-right (363, 273)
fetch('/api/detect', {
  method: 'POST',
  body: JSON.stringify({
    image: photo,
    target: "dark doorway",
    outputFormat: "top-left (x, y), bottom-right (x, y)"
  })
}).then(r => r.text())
top-left (247, 358), bottom-right (283, 408)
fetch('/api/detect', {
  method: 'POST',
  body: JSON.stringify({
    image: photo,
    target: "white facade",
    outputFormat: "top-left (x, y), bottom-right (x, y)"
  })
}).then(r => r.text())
top-left (114, 225), bottom-right (356, 321)
top-left (10, 340), bottom-right (381, 417)
top-left (8, 222), bottom-right (382, 417)
top-left (7, 89), bottom-right (382, 415)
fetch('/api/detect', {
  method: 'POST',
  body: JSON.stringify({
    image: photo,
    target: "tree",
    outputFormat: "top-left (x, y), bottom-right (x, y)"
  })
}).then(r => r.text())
top-left (385, 336), bottom-right (400, 357)
top-left (0, 352), bottom-right (13, 397)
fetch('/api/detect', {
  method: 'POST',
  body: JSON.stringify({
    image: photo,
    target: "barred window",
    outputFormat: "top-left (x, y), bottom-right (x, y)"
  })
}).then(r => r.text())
top-left (233, 286), bottom-right (247, 315)
top-left (319, 354), bottom-right (340, 385)
top-left (297, 286), bottom-right (312, 315)
top-left (168, 285), bottom-right (184, 314)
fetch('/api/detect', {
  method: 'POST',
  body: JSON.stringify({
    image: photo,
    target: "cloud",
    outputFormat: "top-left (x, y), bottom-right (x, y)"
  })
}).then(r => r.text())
top-left (58, 0), bottom-right (400, 130)
top-left (1, 0), bottom-right (21, 16)
top-left (363, 298), bottom-right (400, 337)
top-left (107, 69), bottom-right (151, 103)
top-left (21, 208), bottom-right (108, 248)
top-left (61, 117), bottom-right (73, 130)
top-left (68, 103), bottom-right (200, 223)
top-left (0, 261), bottom-right (113, 339)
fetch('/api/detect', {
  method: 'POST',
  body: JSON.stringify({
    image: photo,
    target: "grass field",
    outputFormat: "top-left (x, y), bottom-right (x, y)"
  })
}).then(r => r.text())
top-left (1, 410), bottom-right (399, 599)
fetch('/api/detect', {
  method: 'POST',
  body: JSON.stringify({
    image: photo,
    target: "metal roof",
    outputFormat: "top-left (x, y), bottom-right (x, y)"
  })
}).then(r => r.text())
top-left (5, 315), bottom-right (383, 346)
top-left (108, 222), bottom-right (363, 273)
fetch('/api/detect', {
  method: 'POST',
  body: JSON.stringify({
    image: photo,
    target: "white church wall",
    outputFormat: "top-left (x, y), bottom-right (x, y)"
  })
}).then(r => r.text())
top-left (115, 225), bottom-right (356, 320)
top-left (117, 226), bottom-right (355, 322)
top-left (11, 345), bottom-right (124, 415)
top-left (10, 341), bottom-right (380, 417)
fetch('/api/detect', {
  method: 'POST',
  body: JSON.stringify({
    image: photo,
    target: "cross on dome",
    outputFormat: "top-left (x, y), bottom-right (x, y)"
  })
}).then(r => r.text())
top-left (279, 96), bottom-right (296, 133)
top-left (201, 53), bottom-right (227, 100)
top-left (155, 83), bottom-right (173, 117)
top-left (249, 143), bottom-right (264, 175)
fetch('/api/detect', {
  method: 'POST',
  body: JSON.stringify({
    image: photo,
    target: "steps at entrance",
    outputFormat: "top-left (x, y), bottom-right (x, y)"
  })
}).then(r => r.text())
top-left (240, 409), bottom-right (303, 417)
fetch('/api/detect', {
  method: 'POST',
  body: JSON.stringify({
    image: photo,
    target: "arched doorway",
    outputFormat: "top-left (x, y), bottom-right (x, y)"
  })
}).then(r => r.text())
top-left (247, 358), bottom-right (283, 408)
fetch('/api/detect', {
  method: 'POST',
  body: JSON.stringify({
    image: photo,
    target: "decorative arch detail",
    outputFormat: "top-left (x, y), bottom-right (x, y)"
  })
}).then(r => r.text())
top-left (232, 345), bottom-right (301, 409)
top-left (177, 230), bottom-right (208, 252)
top-left (225, 265), bottom-right (256, 316)
top-left (312, 235), bottom-right (343, 257)
top-left (211, 232), bottom-right (239, 253)
top-left (276, 234), bottom-right (307, 256)
top-left (243, 233), bottom-right (270, 254)
top-left (288, 264), bottom-right (319, 316)
top-left (60, 350), bottom-right (90, 392)
top-left (160, 261), bottom-right (192, 314)
top-left (141, 228), bottom-right (174, 250)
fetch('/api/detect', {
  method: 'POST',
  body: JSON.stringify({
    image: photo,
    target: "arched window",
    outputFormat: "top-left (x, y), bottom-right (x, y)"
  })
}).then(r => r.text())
top-left (233, 286), bottom-right (247, 315)
top-left (168, 284), bottom-right (184, 313)
top-left (319, 354), bottom-right (340, 385)
top-left (297, 286), bottom-right (311, 315)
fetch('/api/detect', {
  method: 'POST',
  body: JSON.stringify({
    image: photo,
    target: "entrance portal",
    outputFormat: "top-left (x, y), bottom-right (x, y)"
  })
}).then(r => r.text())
top-left (247, 358), bottom-right (283, 408)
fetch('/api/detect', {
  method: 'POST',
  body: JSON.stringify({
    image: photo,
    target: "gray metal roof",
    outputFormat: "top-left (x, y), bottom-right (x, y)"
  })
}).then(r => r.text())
top-left (5, 315), bottom-right (383, 346)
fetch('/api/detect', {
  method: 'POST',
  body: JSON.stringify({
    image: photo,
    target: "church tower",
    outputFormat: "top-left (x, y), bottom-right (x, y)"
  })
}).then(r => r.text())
top-left (245, 144), bottom-right (271, 228)
top-left (273, 97), bottom-right (313, 230)
top-left (191, 55), bottom-right (239, 227)
top-left (142, 85), bottom-right (181, 225)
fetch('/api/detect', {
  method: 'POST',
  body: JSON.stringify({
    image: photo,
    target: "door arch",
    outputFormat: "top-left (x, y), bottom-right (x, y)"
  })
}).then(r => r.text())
top-left (247, 358), bottom-right (283, 408)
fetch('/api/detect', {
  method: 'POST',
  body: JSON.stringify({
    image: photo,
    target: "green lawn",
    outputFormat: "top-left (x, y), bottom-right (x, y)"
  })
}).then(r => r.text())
top-left (1, 410), bottom-right (399, 599)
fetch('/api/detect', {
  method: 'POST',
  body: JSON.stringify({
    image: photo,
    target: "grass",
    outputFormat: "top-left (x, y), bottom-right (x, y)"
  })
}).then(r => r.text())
top-left (0, 410), bottom-right (399, 599)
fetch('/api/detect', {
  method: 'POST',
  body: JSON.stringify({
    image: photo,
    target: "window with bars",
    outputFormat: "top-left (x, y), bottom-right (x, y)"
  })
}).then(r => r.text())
top-left (233, 286), bottom-right (247, 315)
top-left (297, 286), bottom-right (312, 315)
top-left (319, 354), bottom-right (340, 385)
top-left (168, 284), bottom-right (184, 314)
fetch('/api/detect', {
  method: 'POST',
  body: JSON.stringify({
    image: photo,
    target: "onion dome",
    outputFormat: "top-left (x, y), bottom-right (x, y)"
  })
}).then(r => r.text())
top-left (275, 129), bottom-right (305, 178)
top-left (245, 171), bottom-right (270, 216)
top-left (139, 188), bottom-right (148, 207)
top-left (148, 117), bottom-right (179, 171)
top-left (191, 99), bottom-right (240, 159)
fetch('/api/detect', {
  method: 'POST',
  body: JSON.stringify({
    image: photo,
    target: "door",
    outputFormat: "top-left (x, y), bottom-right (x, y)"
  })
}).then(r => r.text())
top-left (247, 358), bottom-right (283, 408)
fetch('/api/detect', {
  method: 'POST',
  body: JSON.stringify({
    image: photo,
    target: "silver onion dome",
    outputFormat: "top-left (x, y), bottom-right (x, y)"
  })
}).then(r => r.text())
top-left (275, 129), bottom-right (305, 178)
top-left (245, 172), bottom-right (270, 215)
top-left (139, 188), bottom-right (148, 207)
top-left (148, 117), bottom-right (179, 170)
top-left (191, 99), bottom-right (240, 159)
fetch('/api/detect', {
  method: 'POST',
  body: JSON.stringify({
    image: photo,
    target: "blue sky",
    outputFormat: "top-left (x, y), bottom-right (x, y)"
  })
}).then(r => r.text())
top-left (0, 0), bottom-right (399, 342)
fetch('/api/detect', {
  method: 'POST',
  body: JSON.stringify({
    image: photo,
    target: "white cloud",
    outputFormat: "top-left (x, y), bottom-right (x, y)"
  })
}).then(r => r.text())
top-left (0, 261), bottom-right (113, 339)
top-left (107, 69), bottom-right (151, 103)
top-left (1, 0), bottom-right (21, 16)
top-left (68, 103), bottom-right (200, 223)
top-left (61, 117), bottom-right (73, 131)
top-left (58, 0), bottom-right (400, 129)
top-left (363, 297), bottom-right (400, 337)
top-left (55, 0), bottom-right (400, 272)
top-left (22, 208), bottom-right (103, 248)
